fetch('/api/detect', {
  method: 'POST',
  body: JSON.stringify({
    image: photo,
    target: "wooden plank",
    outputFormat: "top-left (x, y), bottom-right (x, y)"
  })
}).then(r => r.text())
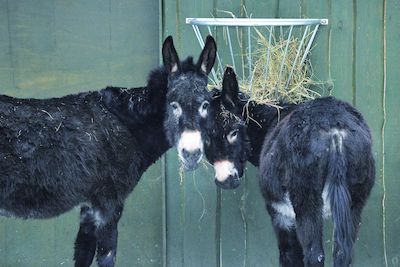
top-left (242, 166), bottom-right (279, 267)
top-left (383, 0), bottom-right (400, 265)
top-left (165, 151), bottom-right (185, 267)
top-left (213, 2), bottom-right (248, 267)
top-left (301, 0), bottom-right (331, 97)
top-left (182, 166), bottom-right (218, 267)
top-left (2, 0), bottom-right (59, 98)
top-left (354, 1), bottom-right (385, 266)
top-left (177, 1), bottom-right (219, 266)
top-left (162, 0), bottom-right (180, 44)
top-left (162, 1), bottom-right (183, 266)
top-left (301, 3), bottom-right (333, 263)
top-left (162, 0), bottom-right (219, 266)
top-left (245, 0), bottom-right (279, 18)
top-left (238, 2), bottom-right (281, 266)
top-left (277, 0), bottom-right (301, 18)
top-left (330, 0), bottom-right (355, 103)
top-left (0, 0), bottom-right (14, 94)
top-left (117, 163), bottom-right (164, 267)
top-left (108, 0), bottom-right (160, 86)
top-left (0, 0), bottom-right (160, 98)
top-left (52, 0), bottom-right (111, 94)
top-left (219, 187), bottom-right (247, 267)
top-left (0, 213), bottom-right (77, 267)
top-left (214, 0), bottom-right (245, 81)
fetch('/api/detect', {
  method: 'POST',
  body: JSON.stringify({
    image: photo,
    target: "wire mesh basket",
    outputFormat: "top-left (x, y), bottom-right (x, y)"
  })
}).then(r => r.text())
top-left (186, 18), bottom-right (328, 103)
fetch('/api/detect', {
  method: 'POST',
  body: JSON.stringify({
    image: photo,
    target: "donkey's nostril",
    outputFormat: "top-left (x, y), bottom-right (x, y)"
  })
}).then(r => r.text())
top-left (230, 175), bottom-right (241, 188)
top-left (180, 148), bottom-right (203, 171)
top-left (215, 174), bottom-right (241, 190)
top-left (192, 149), bottom-right (202, 159)
top-left (182, 148), bottom-right (189, 158)
top-left (182, 148), bottom-right (201, 159)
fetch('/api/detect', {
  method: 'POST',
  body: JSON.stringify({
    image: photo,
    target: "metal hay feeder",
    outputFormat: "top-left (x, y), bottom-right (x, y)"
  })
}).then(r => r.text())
top-left (186, 18), bottom-right (328, 101)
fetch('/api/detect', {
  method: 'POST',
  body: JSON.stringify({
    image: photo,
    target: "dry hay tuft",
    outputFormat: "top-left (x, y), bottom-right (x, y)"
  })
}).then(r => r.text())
top-left (209, 27), bottom-right (321, 105)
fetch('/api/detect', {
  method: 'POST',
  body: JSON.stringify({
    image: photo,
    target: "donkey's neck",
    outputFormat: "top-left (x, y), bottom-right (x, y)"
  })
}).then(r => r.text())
top-left (246, 102), bottom-right (296, 166)
top-left (100, 67), bottom-right (170, 172)
top-left (101, 67), bottom-right (168, 125)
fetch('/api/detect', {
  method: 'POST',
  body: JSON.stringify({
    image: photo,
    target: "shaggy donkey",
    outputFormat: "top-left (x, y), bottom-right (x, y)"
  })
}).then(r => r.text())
top-left (0, 35), bottom-right (216, 267)
top-left (205, 67), bottom-right (375, 267)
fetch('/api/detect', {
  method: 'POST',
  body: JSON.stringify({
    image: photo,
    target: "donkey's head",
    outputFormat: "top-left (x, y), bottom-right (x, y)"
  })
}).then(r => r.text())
top-left (205, 67), bottom-right (251, 189)
top-left (162, 36), bottom-right (217, 171)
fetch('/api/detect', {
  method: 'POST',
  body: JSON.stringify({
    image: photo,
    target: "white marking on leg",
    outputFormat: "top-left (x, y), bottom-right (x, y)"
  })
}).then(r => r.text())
top-left (93, 210), bottom-right (105, 227)
top-left (106, 251), bottom-right (112, 258)
top-left (213, 160), bottom-right (238, 182)
top-left (0, 209), bottom-right (14, 217)
top-left (272, 183), bottom-right (334, 231)
top-left (271, 193), bottom-right (296, 230)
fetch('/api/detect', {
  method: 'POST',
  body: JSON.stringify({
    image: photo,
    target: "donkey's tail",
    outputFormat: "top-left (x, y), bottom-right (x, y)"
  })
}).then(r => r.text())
top-left (327, 131), bottom-right (354, 266)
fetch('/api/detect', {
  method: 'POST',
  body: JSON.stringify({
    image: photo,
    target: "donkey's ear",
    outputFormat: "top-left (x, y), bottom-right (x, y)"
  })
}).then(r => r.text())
top-left (162, 36), bottom-right (181, 74)
top-left (221, 67), bottom-right (239, 110)
top-left (196, 35), bottom-right (217, 75)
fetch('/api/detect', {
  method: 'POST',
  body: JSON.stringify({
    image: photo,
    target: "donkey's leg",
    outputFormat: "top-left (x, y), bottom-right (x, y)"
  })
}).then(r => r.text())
top-left (350, 195), bottom-right (369, 244)
top-left (292, 193), bottom-right (324, 267)
top-left (274, 226), bottom-right (304, 267)
top-left (267, 205), bottom-right (304, 267)
top-left (74, 206), bottom-right (97, 267)
top-left (94, 204), bottom-right (123, 267)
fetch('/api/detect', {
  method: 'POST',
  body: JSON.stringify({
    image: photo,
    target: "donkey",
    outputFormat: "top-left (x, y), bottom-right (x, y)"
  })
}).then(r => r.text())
top-left (0, 35), bottom-right (216, 267)
top-left (205, 67), bottom-right (375, 267)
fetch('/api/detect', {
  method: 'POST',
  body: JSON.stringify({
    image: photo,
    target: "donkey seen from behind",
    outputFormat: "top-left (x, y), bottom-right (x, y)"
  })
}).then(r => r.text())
top-left (205, 67), bottom-right (375, 267)
top-left (0, 36), bottom-right (217, 267)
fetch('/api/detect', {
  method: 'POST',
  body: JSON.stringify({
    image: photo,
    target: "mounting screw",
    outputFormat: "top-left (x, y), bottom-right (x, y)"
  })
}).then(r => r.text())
top-left (321, 19), bottom-right (329, 25)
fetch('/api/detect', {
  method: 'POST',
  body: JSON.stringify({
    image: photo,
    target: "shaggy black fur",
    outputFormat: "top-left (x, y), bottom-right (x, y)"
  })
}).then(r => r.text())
top-left (0, 35), bottom-right (216, 267)
top-left (206, 68), bottom-right (375, 267)
top-left (163, 35), bottom-right (216, 170)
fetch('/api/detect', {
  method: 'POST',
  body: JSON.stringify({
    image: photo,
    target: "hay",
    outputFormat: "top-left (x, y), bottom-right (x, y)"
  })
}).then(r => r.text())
top-left (209, 26), bottom-right (321, 105)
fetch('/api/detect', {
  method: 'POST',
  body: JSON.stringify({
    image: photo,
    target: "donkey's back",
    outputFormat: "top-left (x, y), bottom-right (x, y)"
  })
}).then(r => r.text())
top-left (262, 96), bottom-right (374, 194)
top-left (0, 92), bottom-right (135, 219)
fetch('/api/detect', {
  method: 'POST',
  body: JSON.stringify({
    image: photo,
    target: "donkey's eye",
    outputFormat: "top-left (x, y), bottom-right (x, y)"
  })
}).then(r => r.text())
top-left (170, 101), bottom-right (182, 117)
top-left (227, 129), bottom-right (239, 144)
top-left (201, 101), bottom-right (209, 110)
top-left (199, 100), bottom-right (209, 118)
top-left (170, 101), bottom-right (179, 109)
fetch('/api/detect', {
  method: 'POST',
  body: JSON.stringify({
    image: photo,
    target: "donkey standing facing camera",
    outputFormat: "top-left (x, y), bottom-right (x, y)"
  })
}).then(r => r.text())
top-left (205, 67), bottom-right (375, 267)
top-left (0, 36), bottom-right (216, 267)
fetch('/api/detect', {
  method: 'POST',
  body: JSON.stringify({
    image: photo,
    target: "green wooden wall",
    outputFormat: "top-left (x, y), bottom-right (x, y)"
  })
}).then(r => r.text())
top-left (0, 0), bottom-right (164, 266)
top-left (162, 0), bottom-right (400, 267)
top-left (1, 0), bottom-right (399, 267)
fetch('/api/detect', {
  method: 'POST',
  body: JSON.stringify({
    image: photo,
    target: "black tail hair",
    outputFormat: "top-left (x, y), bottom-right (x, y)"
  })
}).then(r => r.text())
top-left (328, 133), bottom-right (354, 267)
